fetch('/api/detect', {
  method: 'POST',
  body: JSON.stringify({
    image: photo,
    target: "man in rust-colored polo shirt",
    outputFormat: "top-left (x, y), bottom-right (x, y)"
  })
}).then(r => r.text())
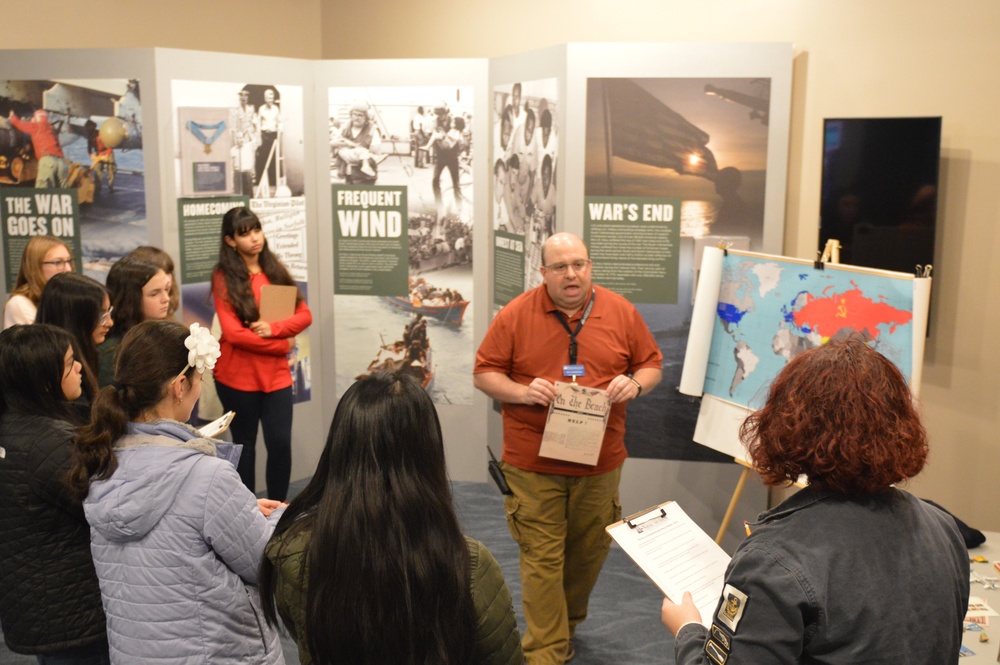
top-left (475, 232), bottom-right (662, 664)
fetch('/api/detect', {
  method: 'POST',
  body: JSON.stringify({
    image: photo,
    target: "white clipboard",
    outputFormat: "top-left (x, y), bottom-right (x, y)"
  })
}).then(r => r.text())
top-left (607, 501), bottom-right (731, 628)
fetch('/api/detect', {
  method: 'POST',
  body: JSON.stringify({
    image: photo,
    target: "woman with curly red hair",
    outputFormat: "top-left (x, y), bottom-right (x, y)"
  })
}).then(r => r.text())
top-left (662, 338), bottom-right (969, 664)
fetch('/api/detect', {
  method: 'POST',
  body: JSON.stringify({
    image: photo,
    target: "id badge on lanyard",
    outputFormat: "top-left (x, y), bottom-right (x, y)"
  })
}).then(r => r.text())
top-left (556, 289), bottom-right (595, 383)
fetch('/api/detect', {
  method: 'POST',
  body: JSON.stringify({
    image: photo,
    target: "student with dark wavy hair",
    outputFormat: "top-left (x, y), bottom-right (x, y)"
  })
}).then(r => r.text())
top-left (260, 371), bottom-right (523, 665)
top-left (97, 257), bottom-right (171, 386)
top-left (0, 324), bottom-right (108, 663)
top-left (126, 246), bottom-right (180, 318)
top-left (37, 272), bottom-right (114, 402)
top-left (212, 206), bottom-right (312, 500)
top-left (661, 338), bottom-right (969, 664)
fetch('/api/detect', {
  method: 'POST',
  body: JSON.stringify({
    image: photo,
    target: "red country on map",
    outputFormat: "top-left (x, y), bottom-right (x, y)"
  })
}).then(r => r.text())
top-left (791, 283), bottom-right (912, 341)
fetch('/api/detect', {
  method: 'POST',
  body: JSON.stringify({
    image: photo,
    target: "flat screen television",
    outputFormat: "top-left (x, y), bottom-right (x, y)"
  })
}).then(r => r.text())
top-left (818, 116), bottom-right (942, 274)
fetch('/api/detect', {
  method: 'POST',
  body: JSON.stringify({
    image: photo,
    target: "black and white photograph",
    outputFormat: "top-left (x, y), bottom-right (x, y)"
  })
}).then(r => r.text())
top-left (172, 81), bottom-right (305, 200)
top-left (492, 78), bottom-right (558, 295)
top-left (329, 85), bottom-right (474, 406)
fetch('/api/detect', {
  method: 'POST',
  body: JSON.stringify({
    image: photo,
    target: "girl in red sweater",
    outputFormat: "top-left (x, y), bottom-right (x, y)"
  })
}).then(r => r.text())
top-left (212, 207), bottom-right (312, 500)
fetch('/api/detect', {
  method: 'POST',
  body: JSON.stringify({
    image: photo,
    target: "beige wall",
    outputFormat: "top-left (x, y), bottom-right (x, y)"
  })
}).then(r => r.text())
top-left (9, 0), bottom-right (1000, 530)
top-left (1, 0), bottom-right (322, 59)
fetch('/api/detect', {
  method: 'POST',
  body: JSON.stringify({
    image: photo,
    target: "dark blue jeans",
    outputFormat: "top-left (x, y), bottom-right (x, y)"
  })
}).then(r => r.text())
top-left (214, 381), bottom-right (294, 501)
top-left (35, 639), bottom-right (110, 665)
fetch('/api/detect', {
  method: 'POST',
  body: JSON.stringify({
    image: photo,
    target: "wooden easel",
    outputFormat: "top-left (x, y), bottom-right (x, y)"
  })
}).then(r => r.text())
top-left (715, 458), bottom-right (753, 544)
top-left (818, 238), bottom-right (841, 264)
top-left (715, 458), bottom-right (808, 544)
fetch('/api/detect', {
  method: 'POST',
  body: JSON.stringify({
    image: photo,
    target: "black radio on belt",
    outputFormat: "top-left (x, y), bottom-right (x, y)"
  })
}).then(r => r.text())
top-left (487, 446), bottom-right (513, 496)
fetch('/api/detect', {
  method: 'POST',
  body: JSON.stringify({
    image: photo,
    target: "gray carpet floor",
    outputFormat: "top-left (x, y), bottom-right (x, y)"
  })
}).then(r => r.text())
top-left (452, 480), bottom-right (674, 665)
top-left (1, 480), bottom-right (674, 664)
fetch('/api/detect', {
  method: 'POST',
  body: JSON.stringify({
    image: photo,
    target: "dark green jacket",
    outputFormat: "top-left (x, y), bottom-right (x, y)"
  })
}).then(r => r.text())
top-left (97, 335), bottom-right (120, 388)
top-left (265, 530), bottom-right (524, 665)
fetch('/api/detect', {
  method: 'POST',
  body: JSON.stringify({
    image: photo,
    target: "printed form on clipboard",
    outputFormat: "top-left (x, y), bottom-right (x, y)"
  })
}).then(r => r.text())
top-left (606, 501), bottom-right (731, 628)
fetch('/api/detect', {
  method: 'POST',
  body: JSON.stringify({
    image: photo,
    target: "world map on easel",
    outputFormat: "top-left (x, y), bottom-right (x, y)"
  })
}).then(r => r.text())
top-left (703, 253), bottom-right (915, 409)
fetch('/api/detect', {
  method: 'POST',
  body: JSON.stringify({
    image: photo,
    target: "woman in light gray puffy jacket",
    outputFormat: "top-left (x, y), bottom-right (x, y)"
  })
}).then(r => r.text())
top-left (67, 320), bottom-right (285, 665)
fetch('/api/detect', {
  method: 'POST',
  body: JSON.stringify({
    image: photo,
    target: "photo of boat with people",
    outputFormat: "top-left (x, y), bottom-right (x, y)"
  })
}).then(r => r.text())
top-left (336, 263), bottom-right (472, 404)
top-left (382, 276), bottom-right (468, 326)
top-left (355, 314), bottom-right (434, 390)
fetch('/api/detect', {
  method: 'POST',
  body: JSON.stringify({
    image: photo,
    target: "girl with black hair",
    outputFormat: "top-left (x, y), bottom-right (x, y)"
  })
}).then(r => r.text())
top-left (37, 272), bottom-right (114, 403)
top-left (97, 257), bottom-right (171, 386)
top-left (0, 324), bottom-right (109, 663)
top-left (260, 371), bottom-right (523, 665)
top-left (67, 320), bottom-right (285, 665)
top-left (212, 206), bottom-right (312, 501)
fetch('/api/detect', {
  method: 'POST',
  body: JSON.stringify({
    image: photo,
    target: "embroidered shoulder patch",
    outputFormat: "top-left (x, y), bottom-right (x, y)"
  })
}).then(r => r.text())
top-left (716, 583), bottom-right (748, 632)
top-left (711, 624), bottom-right (731, 650)
top-left (705, 639), bottom-right (728, 664)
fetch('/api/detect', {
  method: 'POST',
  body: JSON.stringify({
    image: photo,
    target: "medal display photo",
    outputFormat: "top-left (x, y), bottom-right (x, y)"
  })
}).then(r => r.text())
top-left (538, 381), bottom-right (611, 465)
top-left (178, 107), bottom-right (234, 195)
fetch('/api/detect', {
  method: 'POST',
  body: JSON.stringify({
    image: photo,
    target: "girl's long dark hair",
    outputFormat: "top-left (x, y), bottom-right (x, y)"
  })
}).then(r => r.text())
top-left (214, 207), bottom-right (300, 325)
top-left (0, 324), bottom-right (85, 425)
top-left (66, 320), bottom-right (194, 501)
top-left (36, 272), bottom-right (106, 400)
top-left (105, 257), bottom-right (161, 340)
top-left (127, 245), bottom-right (179, 318)
top-left (260, 372), bottom-right (476, 664)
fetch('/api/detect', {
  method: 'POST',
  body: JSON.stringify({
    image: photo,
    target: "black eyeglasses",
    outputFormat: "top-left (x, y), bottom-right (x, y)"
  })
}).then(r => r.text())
top-left (543, 259), bottom-right (591, 275)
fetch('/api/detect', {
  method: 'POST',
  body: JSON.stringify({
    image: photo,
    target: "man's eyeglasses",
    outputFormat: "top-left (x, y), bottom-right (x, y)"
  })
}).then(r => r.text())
top-left (99, 306), bottom-right (114, 326)
top-left (41, 257), bottom-right (74, 269)
top-left (543, 259), bottom-right (591, 275)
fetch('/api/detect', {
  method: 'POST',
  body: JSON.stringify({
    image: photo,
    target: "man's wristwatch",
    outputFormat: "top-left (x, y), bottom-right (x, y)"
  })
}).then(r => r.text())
top-left (628, 376), bottom-right (642, 397)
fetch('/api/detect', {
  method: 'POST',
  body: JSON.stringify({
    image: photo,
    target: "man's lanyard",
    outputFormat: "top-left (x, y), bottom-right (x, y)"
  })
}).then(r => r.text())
top-left (553, 288), bottom-right (596, 365)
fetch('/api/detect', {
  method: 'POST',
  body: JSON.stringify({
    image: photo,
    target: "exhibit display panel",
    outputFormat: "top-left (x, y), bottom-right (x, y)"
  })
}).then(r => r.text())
top-left (312, 58), bottom-right (490, 483)
top-left (564, 43), bottom-right (794, 463)
top-left (327, 84), bottom-right (476, 406)
top-left (170, 77), bottom-right (313, 404)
